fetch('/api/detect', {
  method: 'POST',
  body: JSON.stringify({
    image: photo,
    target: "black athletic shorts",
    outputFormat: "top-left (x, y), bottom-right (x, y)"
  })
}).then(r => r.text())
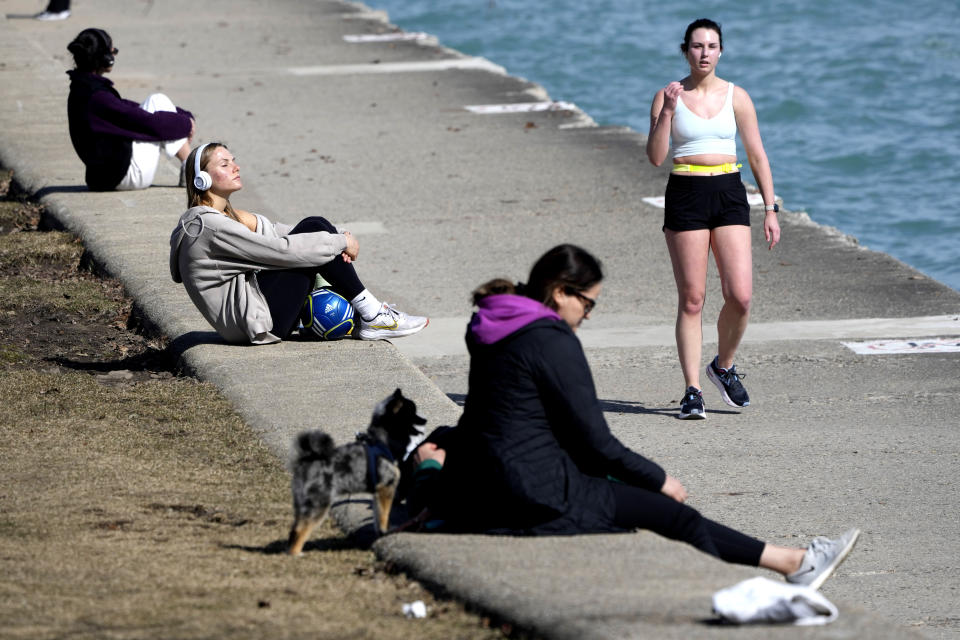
top-left (663, 172), bottom-right (750, 232)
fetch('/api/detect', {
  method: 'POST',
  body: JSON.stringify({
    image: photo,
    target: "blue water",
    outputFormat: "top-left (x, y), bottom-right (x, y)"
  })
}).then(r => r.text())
top-left (367, 0), bottom-right (960, 291)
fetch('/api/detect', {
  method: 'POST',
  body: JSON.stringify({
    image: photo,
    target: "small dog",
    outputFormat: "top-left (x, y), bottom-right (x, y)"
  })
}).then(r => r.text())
top-left (287, 388), bottom-right (426, 555)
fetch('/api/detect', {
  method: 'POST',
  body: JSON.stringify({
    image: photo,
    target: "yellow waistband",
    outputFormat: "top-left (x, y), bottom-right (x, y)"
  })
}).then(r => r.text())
top-left (672, 162), bottom-right (742, 174)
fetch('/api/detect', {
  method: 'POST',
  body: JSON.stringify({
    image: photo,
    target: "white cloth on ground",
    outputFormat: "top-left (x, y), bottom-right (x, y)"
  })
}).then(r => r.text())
top-left (712, 577), bottom-right (839, 626)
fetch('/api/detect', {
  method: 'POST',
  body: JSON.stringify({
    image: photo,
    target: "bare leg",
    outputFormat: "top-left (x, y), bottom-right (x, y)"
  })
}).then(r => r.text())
top-left (665, 229), bottom-right (711, 389)
top-left (710, 225), bottom-right (753, 370)
top-left (759, 543), bottom-right (805, 576)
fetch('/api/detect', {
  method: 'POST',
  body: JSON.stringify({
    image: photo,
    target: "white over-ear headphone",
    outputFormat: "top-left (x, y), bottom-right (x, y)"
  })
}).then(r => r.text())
top-left (193, 142), bottom-right (212, 191)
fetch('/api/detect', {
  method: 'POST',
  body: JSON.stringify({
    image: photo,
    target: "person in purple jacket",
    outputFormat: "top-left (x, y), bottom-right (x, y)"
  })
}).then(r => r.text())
top-left (66, 28), bottom-right (195, 191)
top-left (405, 244), bottom-right (860, 591)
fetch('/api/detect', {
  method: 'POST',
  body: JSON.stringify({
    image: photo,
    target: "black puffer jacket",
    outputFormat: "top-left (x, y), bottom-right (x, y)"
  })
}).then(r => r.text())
top-left (434, 305), bottom-right (666, 535)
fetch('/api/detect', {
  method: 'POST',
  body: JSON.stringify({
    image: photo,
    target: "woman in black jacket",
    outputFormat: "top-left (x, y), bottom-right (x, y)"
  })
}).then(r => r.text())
top-left (66, 28), bottom-right (195, 191)
top-left (410, 244), bottom-right (858, 590)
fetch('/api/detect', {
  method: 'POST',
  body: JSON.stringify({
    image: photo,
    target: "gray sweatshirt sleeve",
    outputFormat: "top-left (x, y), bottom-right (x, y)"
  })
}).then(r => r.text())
top-left (209, 215), bottom-right (347, 270)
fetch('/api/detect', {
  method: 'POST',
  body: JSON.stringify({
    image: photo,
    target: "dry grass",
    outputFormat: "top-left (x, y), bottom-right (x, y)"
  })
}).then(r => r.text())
top-left (0, 169), bottom-right (506, 640)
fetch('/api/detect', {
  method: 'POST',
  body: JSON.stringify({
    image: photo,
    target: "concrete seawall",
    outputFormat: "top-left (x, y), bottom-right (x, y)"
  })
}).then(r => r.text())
top-left (2, 0), bottom-right (958, 636)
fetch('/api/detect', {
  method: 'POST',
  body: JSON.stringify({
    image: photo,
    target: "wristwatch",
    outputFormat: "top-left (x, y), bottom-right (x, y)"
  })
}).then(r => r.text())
top-left (764, 203), bottom-right (779, 213)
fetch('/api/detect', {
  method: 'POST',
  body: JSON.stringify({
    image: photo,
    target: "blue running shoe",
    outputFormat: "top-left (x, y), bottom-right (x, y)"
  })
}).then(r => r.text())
top-left (679, 386), bottom-right (706, 420)
top-left (706, 355), bottom-right (750, 408)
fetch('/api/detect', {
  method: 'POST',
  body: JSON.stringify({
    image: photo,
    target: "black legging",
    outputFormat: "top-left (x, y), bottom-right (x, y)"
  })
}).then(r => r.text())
top-left (611, 482), bottom-right (764, 566)
top-left (256, 217), bottom-right (364, 339)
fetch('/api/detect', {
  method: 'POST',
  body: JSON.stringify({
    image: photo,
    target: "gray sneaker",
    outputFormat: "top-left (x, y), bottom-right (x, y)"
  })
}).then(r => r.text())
top-left (357, 302), bottom-right (428, 340)
top-left (786, 528), bottom-right (861, 590)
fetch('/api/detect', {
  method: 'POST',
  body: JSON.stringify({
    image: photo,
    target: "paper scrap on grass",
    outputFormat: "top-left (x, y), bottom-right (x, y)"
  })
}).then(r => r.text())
top-left (343, 33), bottom-right (428, 43)
top-left (842, 337), bottom-right (960, 355)
top-left (641, 193), bottom-right (774, 208)
top-left (465, 101), bottom-right (576, 114)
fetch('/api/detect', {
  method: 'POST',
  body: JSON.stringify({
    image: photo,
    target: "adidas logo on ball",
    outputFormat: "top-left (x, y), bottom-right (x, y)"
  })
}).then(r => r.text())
top-left (299, 288), bottom-right (355, 340)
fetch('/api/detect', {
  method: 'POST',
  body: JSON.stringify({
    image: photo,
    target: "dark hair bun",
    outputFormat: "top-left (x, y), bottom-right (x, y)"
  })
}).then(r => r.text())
top-left (471, 278), bottom-right (517, 305)
top-left (68, 28), bottom-right (112, 72)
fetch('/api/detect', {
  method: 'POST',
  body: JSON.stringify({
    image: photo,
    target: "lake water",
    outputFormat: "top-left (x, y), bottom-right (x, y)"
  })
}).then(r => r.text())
top-left (366, 0), bottom-right (960, 291)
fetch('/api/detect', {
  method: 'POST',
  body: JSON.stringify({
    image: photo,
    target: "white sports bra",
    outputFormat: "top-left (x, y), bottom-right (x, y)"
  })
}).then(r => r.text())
top-left (671, 82), bottom-right (737, 158)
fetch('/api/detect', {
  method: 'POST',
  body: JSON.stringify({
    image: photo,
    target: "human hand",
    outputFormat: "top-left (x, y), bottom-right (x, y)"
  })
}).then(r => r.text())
top-left (662, 81), bottom-right (683, 112)
top-left (188, 118), bottom-right (196, 142)
top-left (412, 442), bottom-right (446, 467)
top-left (342, 230), bottom-right (359, 263)
top-left (661, 474), bottom-right (688, 503)
top-left (764, 212), bottom-right (781, 250)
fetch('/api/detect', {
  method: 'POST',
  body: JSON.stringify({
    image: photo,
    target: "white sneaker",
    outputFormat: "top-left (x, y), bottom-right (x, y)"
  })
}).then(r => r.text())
top-left (357, 302), bottom-right (428, 340)
top-left (786, 528), bottom-right (861, 590)
top-left (35, 10), bottom-right (71, 20)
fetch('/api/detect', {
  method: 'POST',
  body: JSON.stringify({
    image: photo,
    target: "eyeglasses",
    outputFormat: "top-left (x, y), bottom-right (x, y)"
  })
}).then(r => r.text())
top-left (568, 289), bottom-right (597, 315)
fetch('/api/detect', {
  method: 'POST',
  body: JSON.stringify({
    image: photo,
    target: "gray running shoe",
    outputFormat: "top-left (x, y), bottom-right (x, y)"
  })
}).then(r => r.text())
top-left (679, 386), bottom-right (706, 420)
top-left (706, 355), bottom-right (750, 407)
top-left (786, 528), bottom-right (861, 590)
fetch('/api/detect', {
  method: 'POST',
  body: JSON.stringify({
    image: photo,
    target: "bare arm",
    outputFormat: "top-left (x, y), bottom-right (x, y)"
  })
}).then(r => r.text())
top-left (734, 86), bottom-right (780, 249)
top-left (646, 82), bottom-right (682, 166)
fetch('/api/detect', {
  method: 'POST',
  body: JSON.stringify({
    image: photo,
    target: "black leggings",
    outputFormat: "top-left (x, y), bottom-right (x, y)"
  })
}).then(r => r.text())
top-left (611, 482), bottom-right (764, 566)
top-left (256, 217), bottom-right (364, 339)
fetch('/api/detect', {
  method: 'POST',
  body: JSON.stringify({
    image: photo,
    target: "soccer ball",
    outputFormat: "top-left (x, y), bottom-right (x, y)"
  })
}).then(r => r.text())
top-left (300, 288), bottom-right (355, 340)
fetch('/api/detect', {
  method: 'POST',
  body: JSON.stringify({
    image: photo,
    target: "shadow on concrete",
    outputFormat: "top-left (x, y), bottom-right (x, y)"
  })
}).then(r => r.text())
top-left (33, 185), bottom-right (89, 198)
top-left (168, 330), bottom-right (227, 353)
top-left (598, 398), bottom-right (676, 416)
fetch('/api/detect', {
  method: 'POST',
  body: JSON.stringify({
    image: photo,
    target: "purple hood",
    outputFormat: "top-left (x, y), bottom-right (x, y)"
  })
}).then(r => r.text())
top-left (468, 294), bottom-right (562, 345)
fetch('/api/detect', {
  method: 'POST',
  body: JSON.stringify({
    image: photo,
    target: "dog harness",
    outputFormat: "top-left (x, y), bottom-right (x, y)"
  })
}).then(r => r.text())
top-left (356, 432), bottom-right (395, 487)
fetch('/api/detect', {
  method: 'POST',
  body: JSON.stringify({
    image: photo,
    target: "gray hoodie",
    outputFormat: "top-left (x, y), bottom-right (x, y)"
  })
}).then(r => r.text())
top-left (169, 206), bottom-right (347, 344)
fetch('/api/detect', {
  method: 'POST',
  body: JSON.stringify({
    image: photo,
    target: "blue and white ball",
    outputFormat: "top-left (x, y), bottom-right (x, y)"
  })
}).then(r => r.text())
top-left (300, 288), bottom-right (355, 340)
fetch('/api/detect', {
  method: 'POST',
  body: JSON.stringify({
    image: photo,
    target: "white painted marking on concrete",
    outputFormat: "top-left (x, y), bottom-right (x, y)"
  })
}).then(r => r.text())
top-left (343, 33), bottom-right (430, 43)
top-left (464, 101), bottom-right (577, 115)
top-left (393, 314), bottom-right (960, 360)
top-left (642, 193), bottom-right (777, 208)
top-left (842, 337), bottom-right (960, 355)
top-left (287, 57), bottom-right (506, 77)
top-left (338, 221), bottom-right (386, 235)
top-left (641, 196), bottom-right (665, 208)
top-left (392, 317), bottom-right (471, 359)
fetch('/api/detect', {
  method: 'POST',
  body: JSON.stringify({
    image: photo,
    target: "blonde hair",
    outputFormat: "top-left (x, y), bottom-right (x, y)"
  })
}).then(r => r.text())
top-left (184, 142), bottom-right (242, 223)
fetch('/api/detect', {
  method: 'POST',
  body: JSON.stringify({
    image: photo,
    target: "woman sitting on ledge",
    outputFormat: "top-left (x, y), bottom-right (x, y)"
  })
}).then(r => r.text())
top-left (169, 142), bottom-right (428, 345)
top-left (66, 28), bottom-right (195, 191)
top-left (407, 244), bottom-right (858, 590)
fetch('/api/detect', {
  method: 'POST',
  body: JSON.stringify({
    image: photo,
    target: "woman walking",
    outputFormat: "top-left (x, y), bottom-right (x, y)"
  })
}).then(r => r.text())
top-left (646, 18), bottom-right (780, 419)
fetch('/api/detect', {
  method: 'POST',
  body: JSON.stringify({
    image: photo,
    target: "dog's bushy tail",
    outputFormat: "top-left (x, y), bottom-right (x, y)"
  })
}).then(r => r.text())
top-left (290, 430), bottom-right (335, 467)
